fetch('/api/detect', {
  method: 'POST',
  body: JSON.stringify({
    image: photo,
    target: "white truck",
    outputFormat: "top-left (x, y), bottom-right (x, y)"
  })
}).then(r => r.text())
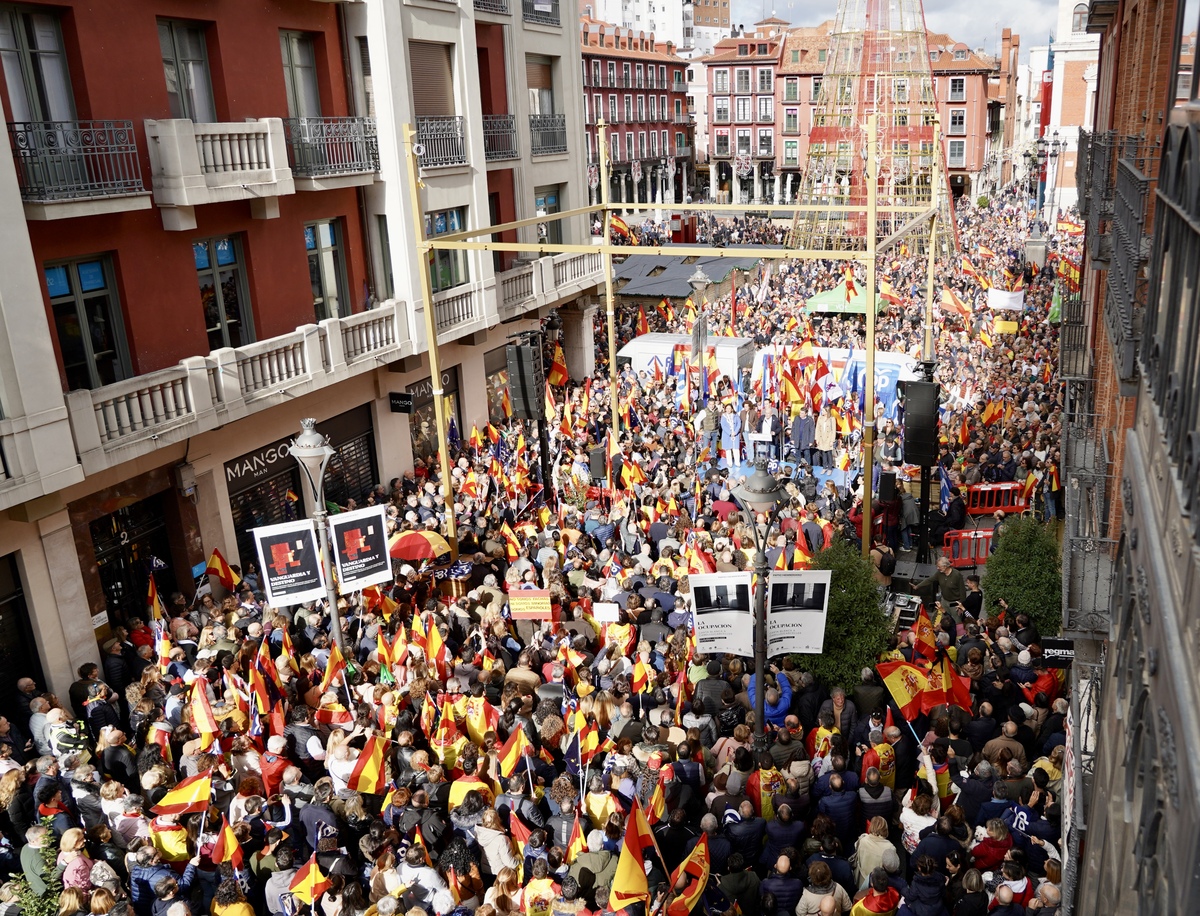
top-left (616, 333), bottom-right (757, 386)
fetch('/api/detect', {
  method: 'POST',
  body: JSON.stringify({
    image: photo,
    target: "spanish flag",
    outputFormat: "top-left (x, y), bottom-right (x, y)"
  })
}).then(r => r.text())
top-left (666, 832), bottom-right (711, 916)
top-left (876, 661), bottom-right (926, 721)
top-left (190, 679), bottom-right (219, 751)
top-left (566, 811), bottom-right (586, 864)
top-left (500, 521), bottom-right (521, 562)
top-left (205, 548), bottom-right (241, 591)
top-left (289, 854), bottom-right (332, 906)
top-left (156, 623), bottom-right (172, 676)
top-left (319, 642), bottom-right (347, 693)
top-left (610, 802), bottom-right (664, 909)
top-left (152, 770), bottom-right (212, 816)
top-left (981, 400), bottom-right (1002, 427)
top-left (426, 619), bottom-right (448, 680)
top-left (1048, 464), bottom-right (1061, 492)
top-left (347, 736), bottom-right (389, 795)
top-left (837, 449), bottom-right (852, 472)
top-left (501, 387), bottom-right (513, 418)
top-left (958, 417), bottom-right (970, 448)
top-left (1023, 471), bottom-right (1039, 502)
top-left (940, 287), bottom-right (971, 321)
top-left (548, 342), bottom-right (569, 386)
top-left (941, 658), bottom-right (973, 713)
top-left (611, 215), bottom-right (631, 239)
top-left (409, 611), bottom-right (428, 652)
top-left (464, 695), bottom-right (499, 745)
top-left (285, 489), bottom-right (300, 503)
top-left (843, 266), bottom-right (857, 303)
top-left (147, 576), bottom-right (166, 621)
top-left (646, 777), bottom-right (666, 825)
top-left (498, 726), bottom-right (532, 777)
top-left (637, 304), bottom-right (650, 336)
top-left (469, 424), bottom-right (484, 450)
top-left (212, 814), bottom-right (244, 869)
top-left (912, 607), bottom-right (939, 660)
top-left (631, 657), bottom-right (652, 694)
top-left (979, 325), bottom-right (995, 349)
top-left (978, 245), bottom-right (996, 260)
top-left (879, 279), bottom-right (901, 305)
top-left (657, 298), bottom-right (675, 323)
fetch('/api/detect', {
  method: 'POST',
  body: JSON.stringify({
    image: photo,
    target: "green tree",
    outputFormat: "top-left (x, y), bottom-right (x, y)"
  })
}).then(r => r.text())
top-left (787, 538), bottom-right (891, 690)
top-left (982, 515), bottom-right (1062, 637)
top-left (976, 195), bottom-right (991, 208)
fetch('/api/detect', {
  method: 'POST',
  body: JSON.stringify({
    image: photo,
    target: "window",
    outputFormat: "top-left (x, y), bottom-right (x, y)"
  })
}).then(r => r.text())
top-left (735, 69), bottom-right (751, 93)
top-left (425, 208), bottom-right (469, 293)
top-left (650, 130), bottom-right (658, 155)
top-left (1072, 3), bottom-right (1088, 32)
top-left (194, 237), bottom-right (253, 351)
top-left (158, 19), bottom-right (215, 122)
top-left (376, 215), bottom-right (394, 300)
top-left (535, 187), bottom-right (561, 246)
top-left (526, 56), bottom-right (555, 116)
top-left (647, 66), bottom-right (656, 88)
top-left (922, 109), bottom-right (936, 126)
top-left (929, 50), bottom-right (939, 60)
top-left (784, 139), bottom-right (798, 165)
top-left (948, 139), bottom-right (965, 166)
top-left (894, 110), bottom-right (909, 127)
top-left (648, 95), bottom-right (657, 121)
top-left (736, 96), bottom-right (752, 121)
top-left (757, 68), bottom-right (772, 93)
top-left (625, 132), bottom-right (634, 160)
top-left (609, 94), bottom-right (618, 122)
top-left (784, 78), bottom-right (799, 101)
top-left (591, 60), bottom-right (601, 86)
top-left (356, 37), bottom-right (375, 118)
top-left (791, 49), bottom-right (799, 63)
top-left (673, 130), bottom-right (682, 151)
top-left (757, 43), bottom-right (767, 54)
top-left (44, 256), bottom-right (129, 391)
top-left (281, 32), bottom-right (321, 119)
top-left (624, 95), bottom-right (632, 120)
top-left (593, 94), bottom-right (601, 122)
top-left (953, 49), bottom-right (967, 60)
top-left (607, 61), bottom-right (616, 86)
top-left (638, 131), bottom-right (646, 157)
top-left (715, 130), bottom-right (730, 156)
top-left (714, 69), bottom-right (729, 92)
top-left (757, 129), bottom-right (772, 156)
top-left (662, 129), bottom-right (669, 151)
top-left (949, 108), bottom-right (966, 134)
top-left (784, 108), bottom-right (798, 133)
top-left (736, 129), bottom-right (750, 154)
top-left (661, 66), bottom-right (667, 85)
top-left (894, 78), bottom-right (908, 102)
top-left (812, 76), bottom-right (822, 100)
top-left (738, 44), bottom-right (748, 56)
top-left (306, 220), bottom-right (348, 322)
top-left (636, 95), bottom-right (644, 121)
top-left (757, 96), bottom-right (773, 122)
top-left (949, 77), bottom-right (965, 101)
top-left (714, 97), bottom-right (730, 121)
top-left (0, 8), bottom-right (75, 121)
top-left (818, 49), bottom-right (826, 62)
top-left (635, 64), bottom-right (643, 87)
top-left (622, 62), bottom-right (631, 86)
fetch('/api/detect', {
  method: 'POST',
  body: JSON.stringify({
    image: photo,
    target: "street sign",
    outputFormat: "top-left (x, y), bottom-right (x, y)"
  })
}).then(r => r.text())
top-left (389, 392), bottom-right (414, 414)
top-left (1041, 637), bottom-right (1075, 668)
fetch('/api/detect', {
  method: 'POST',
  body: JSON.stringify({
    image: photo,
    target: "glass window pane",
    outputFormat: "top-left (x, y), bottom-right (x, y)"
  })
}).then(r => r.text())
top-left (305, 226), bottom-right (317, 250)
top-left (214, 238), bottom-right (236, 266)
top-left (318, 221), bottom-right (335, 247)
top-left (221, 269), bottom-right (245, 347)
top-left (77, 260), bottom-right (106, 293)
top-left (45, 265), bottom-right (70, 298)
top-left (193, 242), bottom-right (210, 270)
top-left (53, 300), bottom-right (89, 389)
top-left (84, 294), bottom-right (122, 385)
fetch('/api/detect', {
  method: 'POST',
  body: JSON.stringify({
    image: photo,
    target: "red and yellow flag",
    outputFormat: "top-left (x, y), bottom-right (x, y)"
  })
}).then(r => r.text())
top-left (289, 854), bottom-right (332, 905)
top-left (666, 832), bottom-right (711, 916)
top-left (876, 661), bottom-right (927, 721)
top-left (190, 679), bottom-right (219, 750)
top-left (548, 342), bottom-right (569, 386)
top-left (912, 608), bottom-right (938, 660)
top-left (610, 802), bottom-right (664, 909)
top-left (566, 811), bottom-right (586, 864)
top-left (426, 621), bottom-right (448, 680)
top-left (981, 400), bottom-right (1002, 426)
top-left (1023, 472), bottom-right (1039, 502)
top-left (347, 735), bottom-right (390, 795)
top-left (318, 642), bottom-right (347, 693)
top-left (205, 548), bottom-right (241, 591)
top-left (637, 304), bottom-right (650, 336)
top-left (212, 814), bottom-right (244, 869)
top-left (646, 778), bottom-right (667, 826)
top-left (147, 576), bottom-right (166, 621)
top-left (152, 770), bottom-right (212, 816)
top-left (500, 521), bottom-right (521, 562)
top-left (498, 726), bottom-right (532, 777)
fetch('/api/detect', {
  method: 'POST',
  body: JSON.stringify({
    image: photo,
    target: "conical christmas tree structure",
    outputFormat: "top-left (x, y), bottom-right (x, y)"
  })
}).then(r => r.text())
top-left (789, 0), bottom-right (956, 256)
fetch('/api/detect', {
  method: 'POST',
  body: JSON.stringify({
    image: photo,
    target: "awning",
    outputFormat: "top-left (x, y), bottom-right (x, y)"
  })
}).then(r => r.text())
top-left (805, 279), bottom-right (887, 315)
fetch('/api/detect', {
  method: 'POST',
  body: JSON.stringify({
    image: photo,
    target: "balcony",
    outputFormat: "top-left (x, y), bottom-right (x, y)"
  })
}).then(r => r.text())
top-left (433, 287), bottom-right (479, 333)
top-left (522, 0), bottom-right (560, 25)
top-left (674, 145), bottom-right (692, 157)
top-left (1086, 0), bottom-right (1119, 33)
top-left (672, 81), bottom-right (687, 93)
top-left (282, 116), bottom-right (378, 190)
top-left (1104, 140), bottom-right (1158, 389)
top-left (7, 119), bottom-right (151, 219)
top-left (1061, 379), bottom-right (1119, 636)
top-left (497, 250), bottom-right (604, 319)
top-left (65, 301), bottom-right (413, 475)
top-left (1083, 129), bottom-right (1117, 265)
top-left (474, 0), bottom-right (509, 11)
top-left (713, 113), bottom-right (731, 124)
top-left (483, 114), bottom-right (519, 161)
top-left (755, 146), bottom-right (774, 159)
top-left (144, 118), bottom-right (293, 230)
top-left (530, 114), bottom-right (567, 155)
top-left (416, 116), bottom-right (468, 168)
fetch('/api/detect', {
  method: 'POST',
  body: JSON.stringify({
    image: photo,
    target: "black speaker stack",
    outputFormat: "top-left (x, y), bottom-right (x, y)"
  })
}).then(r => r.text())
top-left (902, 380), bottom-right (940, 467)
top-left (505, 341), bottom-right (544, 421)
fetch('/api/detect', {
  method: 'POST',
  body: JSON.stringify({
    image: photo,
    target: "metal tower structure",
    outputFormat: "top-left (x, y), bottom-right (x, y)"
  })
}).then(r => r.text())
top-left (789, 0), bottom-right (956, 255)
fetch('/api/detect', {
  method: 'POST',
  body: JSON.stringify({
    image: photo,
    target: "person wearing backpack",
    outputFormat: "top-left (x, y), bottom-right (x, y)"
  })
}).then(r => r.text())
top-left (871, 540), bottom-right (896, 586)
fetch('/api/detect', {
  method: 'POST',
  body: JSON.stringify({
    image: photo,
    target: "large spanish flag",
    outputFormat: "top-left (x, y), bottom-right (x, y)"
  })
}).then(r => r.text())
top-left (666, 832), bottom-right (711, 916)
top-left (498, 725), bottom-right (532, 777)
top-left (876, 661), bottom-right (926, 721)
top-left (289, 854), bottom-right (332, 905)
top-left (547, 342), bottom-right (569, 386)
top-left (566, 811), bottom-right (586, 864)
top-left (147, 576), bottom-right (166, 621)
top-left (912, 607), bottom-right (938, 660)
top-left (318, 642), bottom-right (347, 693)
top-left (610, 802), bottom-right (664, 909)
top-left (426, 620), bottom-right (447, 680)
top-left (646, 778), bottom-right (666, 826)
top-left (190, 679), bottom-right (219, 750)
top-left (152, 770), bottom-right (212, 816)
top-left (205, 548), bottom-right (241, 591)
top-left (347, 735), bottom-right (389, 795)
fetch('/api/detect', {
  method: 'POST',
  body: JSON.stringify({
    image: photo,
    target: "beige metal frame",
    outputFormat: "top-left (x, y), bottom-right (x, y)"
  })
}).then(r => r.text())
top-left (405, 114), bottom-right (936, 560)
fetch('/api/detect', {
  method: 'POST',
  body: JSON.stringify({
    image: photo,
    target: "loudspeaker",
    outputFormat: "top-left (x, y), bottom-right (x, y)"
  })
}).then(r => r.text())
top-left (506, 342), bottom-right (544, 420)
top-left (878, 471), bottom-right (896, 503)
top-left (903, 380), bottom-right (940, 466)
top-left (589, 446), bottom-right (607, 481)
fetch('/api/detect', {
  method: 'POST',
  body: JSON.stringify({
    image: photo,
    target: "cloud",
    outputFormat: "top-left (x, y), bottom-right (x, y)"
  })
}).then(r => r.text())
top-left (728, 0), bottom-right (1057, 64)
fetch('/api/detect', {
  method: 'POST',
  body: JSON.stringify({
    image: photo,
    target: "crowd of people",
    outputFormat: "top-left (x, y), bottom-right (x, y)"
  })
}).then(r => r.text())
top-left (0, 187), bottom-right (1076, 916)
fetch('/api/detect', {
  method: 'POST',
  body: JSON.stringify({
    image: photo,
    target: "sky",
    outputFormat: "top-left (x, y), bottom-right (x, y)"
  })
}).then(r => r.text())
top-left (729, 0), bottom-right (1059, 63)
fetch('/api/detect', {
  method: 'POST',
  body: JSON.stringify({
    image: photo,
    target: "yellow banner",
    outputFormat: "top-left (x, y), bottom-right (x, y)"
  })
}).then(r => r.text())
top-left (994, 319), bottom-right (1019, 334)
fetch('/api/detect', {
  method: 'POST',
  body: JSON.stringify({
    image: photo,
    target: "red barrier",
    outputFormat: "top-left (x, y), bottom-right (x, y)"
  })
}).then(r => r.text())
top-left (965, 482), bottom-right (1028, 516)
top-left (941, 529), bottom-right (994, 568)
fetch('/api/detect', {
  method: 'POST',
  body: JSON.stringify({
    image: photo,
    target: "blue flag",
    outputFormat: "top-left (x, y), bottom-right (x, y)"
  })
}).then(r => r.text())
top-left (939, 466), bottom-right (952, 514)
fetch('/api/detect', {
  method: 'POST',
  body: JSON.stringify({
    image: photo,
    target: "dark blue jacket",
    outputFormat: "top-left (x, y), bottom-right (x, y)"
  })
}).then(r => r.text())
top-left (805, 852), bottom-right (855, 897)
top-left (760, 817), bottom-right (805, 866)
top-left (131, 863), bottom-right (195, 916)
top-left (911, 833), bottom-right (960, 875)
top-left (725, 816), bottom-right (767, 862)
top-left (817, 788), bottom-right (859, 845)
top-left (759, 873), bottom-right (803, 915)
top-left (897, 872), bottom-right (949, 916)
top-left (685, 831), bottom-right (731, 875)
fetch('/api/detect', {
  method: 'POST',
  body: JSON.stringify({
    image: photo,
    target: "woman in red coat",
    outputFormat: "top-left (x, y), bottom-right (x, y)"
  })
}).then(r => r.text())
top-left (970, 818), bottom-right (1014, 872)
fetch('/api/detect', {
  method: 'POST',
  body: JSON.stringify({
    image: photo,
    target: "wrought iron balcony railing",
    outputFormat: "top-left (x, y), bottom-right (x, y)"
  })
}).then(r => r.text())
top-left (282, 117), bottom-right (378, 177)
top-left (1085, 130), bottom-right (1117, 264)
top-left (474, 0), bottom-right (509, 11)
top-left (530, 114), bottom-right (567, 155)
top-left (522, 0), bottom-right (560, 25)
top-left (1059, 285), bottom-right (1090, 380)
top-left (482, 114), bottom-right (519, 161)
top-left (8, 119), bottom-right (145, 201)
top-left (416, 116), bottom-right (467, 168)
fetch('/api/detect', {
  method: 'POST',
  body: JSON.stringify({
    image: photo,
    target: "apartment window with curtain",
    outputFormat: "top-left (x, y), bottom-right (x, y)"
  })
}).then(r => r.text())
top-left (194, 237), bottom-right (253, 351)
top-left (714, 69), bottom-right (729, 92)
top-left (425, 208), bottom-right (469, 293)
top-left (736, 129), bottom-right (750, 154)
top-left (757, 96), bottom-right (772, 122)
top-left (306, 220), bottom-right (348, 322)
top-left (526, 55), bottom-right (555, 115)
top-left (0, 8), bottom-right (75, 121)
top-left (158, 19), bottom-right (216, 121)
top-left (714, 97), bottom-right (729, 121)
top-left (735, 68), bottom-right (750, 93)
top-left (281, 31), bottom-right (321, 118)
top-left (44, 255), bottom-right (130, 391)
top-left (736, 97), bottom-right (751, 121)
top-left (757, 68), bottom-right (772, 93)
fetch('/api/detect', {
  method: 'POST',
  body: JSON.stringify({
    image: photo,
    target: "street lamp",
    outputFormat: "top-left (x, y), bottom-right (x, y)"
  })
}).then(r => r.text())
top-left (1045, 131), bottom-right (1062, 224)
top-left (289, 418), bottom-right (346, 655)
top-left (687, 265), bottom-right (712, 409)
top-left (732, 458), bottom-right (787, 751)
top-left (1036, 135), bottom-right (1047, 212)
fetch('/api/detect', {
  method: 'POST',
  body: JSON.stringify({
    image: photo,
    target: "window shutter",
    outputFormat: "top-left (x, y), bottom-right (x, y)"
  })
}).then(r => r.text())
top-left (409, 42), bottom-right (453, 116)
top-left (357, 36), bottom-right (375, 118)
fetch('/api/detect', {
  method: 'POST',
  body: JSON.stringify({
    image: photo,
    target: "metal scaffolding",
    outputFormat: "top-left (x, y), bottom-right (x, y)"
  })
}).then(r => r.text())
top-left (789, 0), bottom-right (956, 256)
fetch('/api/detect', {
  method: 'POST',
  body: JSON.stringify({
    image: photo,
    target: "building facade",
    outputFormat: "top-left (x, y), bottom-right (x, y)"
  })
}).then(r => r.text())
top-left (0, 0), bottom-right (603, 706)
top-left (581, 19), bottom-right (693, 210)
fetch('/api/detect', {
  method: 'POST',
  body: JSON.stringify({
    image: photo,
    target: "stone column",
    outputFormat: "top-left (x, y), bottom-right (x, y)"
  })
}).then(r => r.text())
top-left (753, 167), bottom-right (762, 204)
top-left (709, 164), bottom-right (718, 201)
top-left (559, 299), bottom-right (600, 380)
